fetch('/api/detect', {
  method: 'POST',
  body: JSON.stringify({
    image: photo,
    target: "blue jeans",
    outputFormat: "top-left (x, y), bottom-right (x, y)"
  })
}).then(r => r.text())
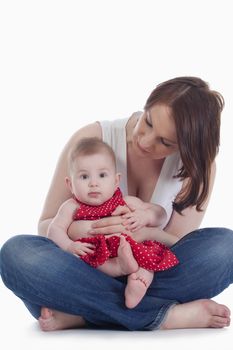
top-left (1, 228), bottom-right (233, 330)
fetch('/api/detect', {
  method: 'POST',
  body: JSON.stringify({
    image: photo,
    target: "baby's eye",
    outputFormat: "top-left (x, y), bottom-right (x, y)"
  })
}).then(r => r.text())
top-left (80, 174), bottom-right (88, 180)
top-left (99, 172), bottom-right (107, 178)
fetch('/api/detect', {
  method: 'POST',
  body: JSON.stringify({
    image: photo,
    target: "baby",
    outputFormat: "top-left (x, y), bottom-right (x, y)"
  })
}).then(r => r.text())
top-left (47, 137), bottom-right (178, 308)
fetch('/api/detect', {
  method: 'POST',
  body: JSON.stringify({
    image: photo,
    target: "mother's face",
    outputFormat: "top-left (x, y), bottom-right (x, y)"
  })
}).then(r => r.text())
top-left (131, 104), bottom-right (178, 159)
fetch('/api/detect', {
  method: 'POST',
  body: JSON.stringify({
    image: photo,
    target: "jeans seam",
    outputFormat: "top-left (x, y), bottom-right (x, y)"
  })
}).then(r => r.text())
top-left (143, 301), bottom-right (178, 330)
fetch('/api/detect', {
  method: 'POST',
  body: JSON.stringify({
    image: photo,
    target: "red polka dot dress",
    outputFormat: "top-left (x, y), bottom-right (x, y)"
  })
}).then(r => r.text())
top-left (74, 188), bottom-right (179, 271)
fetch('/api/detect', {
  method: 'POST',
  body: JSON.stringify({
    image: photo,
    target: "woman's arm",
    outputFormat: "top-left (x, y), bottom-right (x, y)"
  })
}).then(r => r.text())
top-left (38, 122), bottom-right (102, 236)
top-left (132, 226), bottom-right (178, 246)
top-left (89, 214), bottom-right (178, 247)
top-left (133, 162), bottom-right (216, 243)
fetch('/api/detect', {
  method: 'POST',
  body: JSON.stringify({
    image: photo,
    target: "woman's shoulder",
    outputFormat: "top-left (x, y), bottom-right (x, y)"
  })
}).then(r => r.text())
top-left (69, 122), bottom-right (102, 144)
top-left (69, 112), bottom-right (143, 145)
top-left (98, 111), bottom-right (143, 132)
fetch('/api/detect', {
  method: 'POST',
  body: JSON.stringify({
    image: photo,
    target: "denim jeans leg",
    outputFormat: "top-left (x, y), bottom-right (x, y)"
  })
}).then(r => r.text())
top-left (148, 227), bottom-right (233, 303)
top-left (143, 227), bottom-right (233, 329)
top-left (0, 235), bottom-right (173, 330)
top-left (1, 228), bottom-right (233, 330)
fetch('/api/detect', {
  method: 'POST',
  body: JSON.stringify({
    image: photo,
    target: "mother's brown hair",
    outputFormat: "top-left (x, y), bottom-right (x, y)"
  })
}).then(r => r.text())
top-left (144, 77), bottom-right (224, 213)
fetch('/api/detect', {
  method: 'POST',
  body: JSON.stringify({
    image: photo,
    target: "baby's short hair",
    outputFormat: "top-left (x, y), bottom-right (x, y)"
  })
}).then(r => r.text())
top-left (68, 137), bottom-right (116, 172)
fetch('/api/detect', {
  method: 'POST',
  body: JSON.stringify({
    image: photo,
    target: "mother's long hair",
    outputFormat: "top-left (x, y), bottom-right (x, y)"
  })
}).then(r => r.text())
top-left (144, 76), bottom-right (224, 213)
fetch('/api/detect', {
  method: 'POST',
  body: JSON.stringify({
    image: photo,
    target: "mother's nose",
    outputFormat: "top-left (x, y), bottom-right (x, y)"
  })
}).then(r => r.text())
top-left (139, 134), bottom-right (155, 150)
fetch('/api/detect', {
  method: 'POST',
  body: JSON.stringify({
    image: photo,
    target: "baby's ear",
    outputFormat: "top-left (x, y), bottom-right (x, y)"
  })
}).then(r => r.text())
top-left (115, 172), bottom-right (121, 187)
top-left (65, 177), bottom-right (72, 193)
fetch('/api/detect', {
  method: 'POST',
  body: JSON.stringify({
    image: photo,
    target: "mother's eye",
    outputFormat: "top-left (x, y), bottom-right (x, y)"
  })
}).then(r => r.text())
top-left (160, 138), bottom-right (172, 147)
top-left (145, 117), bottom-right (153, 127)
top-left (145, 111), bottom-right (153, 127)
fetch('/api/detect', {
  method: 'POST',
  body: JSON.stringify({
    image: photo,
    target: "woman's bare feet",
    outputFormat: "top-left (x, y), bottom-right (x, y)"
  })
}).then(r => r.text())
top-left (125, 268), bottom-right (154, 309)
top-left (160, 299), bottom-right (231, 329)
top-left (39, 307), bottom-right (86, 331)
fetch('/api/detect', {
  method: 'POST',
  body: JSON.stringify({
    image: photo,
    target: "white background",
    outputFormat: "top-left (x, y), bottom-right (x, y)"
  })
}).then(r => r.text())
top-left (0, 1), bottom-right (232, 349)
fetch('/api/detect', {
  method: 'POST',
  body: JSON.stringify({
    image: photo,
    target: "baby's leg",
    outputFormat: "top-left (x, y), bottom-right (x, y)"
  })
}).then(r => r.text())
top-left (98, 236), bottom-right (138, 277)
top-left (125, 268), bottom-right (154, 309)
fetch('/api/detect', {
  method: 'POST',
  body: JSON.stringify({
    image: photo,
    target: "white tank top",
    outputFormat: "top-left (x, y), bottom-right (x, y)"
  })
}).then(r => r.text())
top-left (98, 113), bottom-right (183, 227)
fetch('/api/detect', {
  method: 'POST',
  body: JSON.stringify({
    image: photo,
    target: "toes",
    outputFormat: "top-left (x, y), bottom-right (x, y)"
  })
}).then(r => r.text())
top-left (41, 307), bottom-right (53, 319)
top-left (38, 317), bottom-right (52, 331)
top-left (204, 301), bottom-right (231, 328)
top-left (219, 304), bottom-right (231, 317)
top-left (211, 315), bottom-right (230, 328)
top-left (213, 303), bottom-right (231, 318)
top-left (203, 300), bottom-right (231, 318)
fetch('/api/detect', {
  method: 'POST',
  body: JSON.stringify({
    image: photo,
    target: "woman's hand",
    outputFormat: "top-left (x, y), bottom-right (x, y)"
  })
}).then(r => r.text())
top-left (88, 205), bottom-right (131, 236)
top-left (122, 208), bottom-right (149, 232)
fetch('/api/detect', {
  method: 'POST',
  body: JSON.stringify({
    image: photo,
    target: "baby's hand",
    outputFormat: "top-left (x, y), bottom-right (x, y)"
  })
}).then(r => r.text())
top-left (122, 209), bottom-right (148, 231)
top-left (67, 241), bottom-right (95, 257)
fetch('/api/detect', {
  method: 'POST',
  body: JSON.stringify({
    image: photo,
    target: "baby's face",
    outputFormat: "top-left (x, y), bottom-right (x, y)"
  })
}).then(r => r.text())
top-left (70, 153), bottom-right (119, 205)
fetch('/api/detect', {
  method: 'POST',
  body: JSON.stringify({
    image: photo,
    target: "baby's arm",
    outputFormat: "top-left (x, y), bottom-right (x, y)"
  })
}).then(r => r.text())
top-left (68, 219), bottom-right (98, 240)
top-left (123, 196), bottom-right (167, 231)
top-left (47, 199), bottom-right (94, 255)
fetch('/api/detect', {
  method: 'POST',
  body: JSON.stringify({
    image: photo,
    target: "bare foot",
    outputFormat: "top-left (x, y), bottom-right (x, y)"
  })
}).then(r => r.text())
top-left (39, 307), bottom-right (86, 331)
top-left (125, 268), bottom-right (154, 309)
top-left (160, 299), bottom-right (231, 329)
top-left (117, 235), bottom-right (138, 275)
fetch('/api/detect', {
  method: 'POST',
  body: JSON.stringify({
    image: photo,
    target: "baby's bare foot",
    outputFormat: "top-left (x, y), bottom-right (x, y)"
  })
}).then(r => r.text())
top-left (117, 236), bottom-right (138, 275)
top-left (125, 268), bottom-right (154, 309)
top-left (160, 299), bottom-right (231, 329)
top-left (39, 307), bottom-right (86, 331)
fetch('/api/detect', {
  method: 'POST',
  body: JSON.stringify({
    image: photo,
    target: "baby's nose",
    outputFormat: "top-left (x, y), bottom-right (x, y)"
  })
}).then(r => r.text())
top-left (89, 177), bottom-right (98, 186)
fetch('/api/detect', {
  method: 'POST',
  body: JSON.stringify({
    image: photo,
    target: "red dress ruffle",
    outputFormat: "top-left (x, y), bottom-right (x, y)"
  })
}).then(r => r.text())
top-left (74, 188), bottom-right (179, 270)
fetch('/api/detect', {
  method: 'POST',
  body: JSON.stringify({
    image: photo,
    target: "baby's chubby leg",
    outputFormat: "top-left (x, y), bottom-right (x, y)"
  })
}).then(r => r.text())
top-left (98, 235), bottom-right (138, 277)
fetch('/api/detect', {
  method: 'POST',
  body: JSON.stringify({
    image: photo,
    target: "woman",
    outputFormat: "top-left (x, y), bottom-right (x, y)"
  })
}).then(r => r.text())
top-left (1, 76), bottom-right (233, 332)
